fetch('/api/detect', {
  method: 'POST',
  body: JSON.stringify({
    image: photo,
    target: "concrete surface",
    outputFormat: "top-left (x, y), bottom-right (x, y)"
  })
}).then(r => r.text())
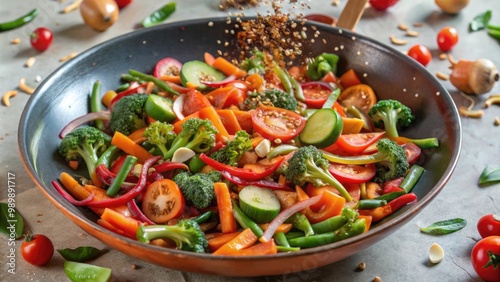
top-left (1, 0), bottom-right (499, 281)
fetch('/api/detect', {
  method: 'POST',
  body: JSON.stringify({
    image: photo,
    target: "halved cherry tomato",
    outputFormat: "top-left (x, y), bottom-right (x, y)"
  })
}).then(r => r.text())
top-left (407, 44), bottom-right (432, 66)
top-left (335, 132), bottom-right (385, 154)
top-left (21, 234), bottom-right (54, 266)
top-left (437, 26), bottom-right (459, 52)
top-left (471, 236), bottom-right (500, 282)
top-left (477, 214), bottom-right (500, 238)
top-left (301, 81), bottom-right (335, 108)
top-left (251, 105), bottom-right (306, 142)
top-left (321, 71), bottom-right (339, 84)
top-left (337, 84), bottom-right (377, 113)
top-left (339, 69), bottom-right (361, 89)
top-left (141, 179), bottom-right (185, 224)
top-left (403, 142), bottom-right (422, 164)
top-left (328, 163), bottom-right (376, 184)
top-left (182, 89), bottom-right (211, 116)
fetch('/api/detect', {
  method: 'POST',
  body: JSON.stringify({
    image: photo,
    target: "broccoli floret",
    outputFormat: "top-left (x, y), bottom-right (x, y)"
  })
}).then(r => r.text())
top-left (59, 126), bottom-right (111, 184)
top-left (164, 118), bottom-right (218, 160)
top-left (136, 219), bottom-right (208, 253)
top-left (284, 146), bottom-right (352, 201)
top-left (244, 88), bottom-right (298, 111)
top-left (368, 99), bottom-right (415, 138)
top-left (109, 94), bottom-right (149, 135)
top-left (173, 172), bottom-right (215, 209)
top-left (210, 130), bottom-right (252, 166)
top-left (322, 138), bottom-right (410, 183)
top-left (143, 121), bottom-right (177, 159)
top-left (207, 170), bottom-right (222, 182)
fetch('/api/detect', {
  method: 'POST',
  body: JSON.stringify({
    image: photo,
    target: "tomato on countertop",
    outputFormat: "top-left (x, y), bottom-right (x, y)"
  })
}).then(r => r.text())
top-left (471, 236), bottom-right (500, 282)
top-left (30, 27), bottom-right (53, 51)
top-left (21, 233), bottom-right (54, 266)
top-left (478, 214), bottom-right (500, 238)
top-left (437, 26), bottom-right (459, 52)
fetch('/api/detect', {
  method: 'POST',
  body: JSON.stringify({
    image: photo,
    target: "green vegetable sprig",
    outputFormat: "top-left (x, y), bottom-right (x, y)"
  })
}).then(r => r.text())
top-left (470, 10), bottom-right (500, 40)
top-left (0, 202), bottom-right (24, 239)
top-left (479, 165), bottom-right (500, 185)
top-left (142, 2), bottom-right (176, 28)
top-left (57, 246), bottom-right (106, 262)
top-left (420, 218), bottom-right (467, 235)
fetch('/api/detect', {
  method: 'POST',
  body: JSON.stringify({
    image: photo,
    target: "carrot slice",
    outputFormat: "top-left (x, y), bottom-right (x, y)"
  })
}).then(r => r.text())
top-left (204, 52), bottom-right (216, 66)
top-left (172, 111), bottom-right (200, 133)
top-left (111, 131), bottom-right (154, 163)
top-left (128, 127), bottom-right (146, 143)
top-left (101, 208), bottom-right (141, 239)
top-left (231, 239), bottom-right (278, 256)
top-left (258, 223), bottom-right (293, 234)
top-left (216, 109), bottom-right (242, 135)
top-left (214, 182), bottom-right (237, 234)
top-left (198, 106), bottom-right (230, 143)
top-left (207, 232), bottom-right (241, 252)
top-left (212, 57), bottom-right (247, 78)
top-left (213, 228), bottom-right (258, 255)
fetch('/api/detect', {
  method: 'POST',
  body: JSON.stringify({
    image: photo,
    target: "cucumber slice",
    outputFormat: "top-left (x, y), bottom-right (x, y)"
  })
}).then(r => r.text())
top-left (144, 94), bottom-right (176, 122)
top-left (299, 108), bottom-right (343, 148)
top-left (239, 185), bottom-right (281, 224)
top-left (180, 60), bottom-right (226, 91)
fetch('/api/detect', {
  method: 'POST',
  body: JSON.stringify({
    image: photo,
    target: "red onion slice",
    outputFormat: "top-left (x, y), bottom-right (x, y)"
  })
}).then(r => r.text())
top-left (59, 111), bottom-right (111, 139)
top-left (261, 194), bottom-right (321, 242)
top-left (51, 180), bottom-right (95, 206)
top-left (127, 199), bottom-right (155, 225)
top-left (173, 94), bottom-right (186, 120)
top-left (201, 75), bottom-right (236, 87)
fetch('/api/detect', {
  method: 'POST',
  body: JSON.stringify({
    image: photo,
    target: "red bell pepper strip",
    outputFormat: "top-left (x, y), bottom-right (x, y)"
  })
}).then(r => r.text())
top-left (51, 181), bottom-right (95, 206)
top-left (86, 156), bottom-right (162, 208)
top-left (359, 193), bottom-right (417, 222)
top-left (199, 153), bottom-right (286, 181)
top-left (153, 161), bottom-right (189, 173)
top-left (221, 171), bottom-right (293, 191)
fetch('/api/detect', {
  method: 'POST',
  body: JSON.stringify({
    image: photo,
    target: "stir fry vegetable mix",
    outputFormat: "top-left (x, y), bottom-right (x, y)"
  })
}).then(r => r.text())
top-left (53, 50), bottom-right (439, 255)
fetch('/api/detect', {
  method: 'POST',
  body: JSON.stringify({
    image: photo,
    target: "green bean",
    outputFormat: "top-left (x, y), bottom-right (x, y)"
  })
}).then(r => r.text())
top-left (106, 155), bottom-right (137, 196)
top-left (400, 164), bottom-right (424, 193)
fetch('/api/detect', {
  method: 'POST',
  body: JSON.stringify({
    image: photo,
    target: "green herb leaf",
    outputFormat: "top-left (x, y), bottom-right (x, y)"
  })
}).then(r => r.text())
top-left (142, 2), bottom-right (176, 28)
top-left (57, 246), bottom-right (106, 262)
top-left (479, 165), bottom-right (500, 185)
top-left (420, 218), bottom-right (467, 235)
top-left (0, 202), bottom-right (25, 239)
top-left (470, 10), bottom-right (492, 31)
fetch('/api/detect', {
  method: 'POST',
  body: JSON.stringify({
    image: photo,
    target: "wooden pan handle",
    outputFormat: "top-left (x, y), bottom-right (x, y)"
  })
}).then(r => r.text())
top-left (336, 0), bottom-right (369, 31)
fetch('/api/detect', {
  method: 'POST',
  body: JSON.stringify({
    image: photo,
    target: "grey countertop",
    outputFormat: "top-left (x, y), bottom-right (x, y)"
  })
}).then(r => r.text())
top-left (1, 0), bottom-right (499, 281)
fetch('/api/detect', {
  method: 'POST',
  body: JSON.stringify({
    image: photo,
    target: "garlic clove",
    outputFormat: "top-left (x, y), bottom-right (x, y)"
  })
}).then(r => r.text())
top-left (255, 139), bottom-right (272, 158)
top-left (429, 243), bottom-right (445, 264)
top-left (171, 148), bottom-right (196, 163)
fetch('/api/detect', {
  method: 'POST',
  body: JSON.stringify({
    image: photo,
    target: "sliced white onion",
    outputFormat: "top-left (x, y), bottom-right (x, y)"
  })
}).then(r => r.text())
top-left (173, 94), bottom-right (186, 121)
top-left (59, 111), bottom-right (111, 139)
top-left (261, 194), bottom-right (321, 242)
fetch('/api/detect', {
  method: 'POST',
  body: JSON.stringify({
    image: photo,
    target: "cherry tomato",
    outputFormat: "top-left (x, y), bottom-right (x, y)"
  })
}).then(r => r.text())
top-left (437, 26), bottom-right (459, 52)
top-left (301, 81), bottom-right (335, 108)
top-left (21, 234), bottom-right (54, 266)
top-left (114, 0), bottom-right (132, 9)
top-left (369, 0), bottom-right (399, 11)
top-left (328, 163), bottom-right (376, 184)
top-left (478, 214), bottom-right (500, 238)
top-left (335, 132), bottom-right (385, 154)
top-left (141, 179), bottom-right (185, 224)
top-left (30, 27), bottom-right (53, 52)
top-left (337, 84), bottom-right (377, 113)
top-left (407, 44), bottom-right (432, 66)
top-left (471, 236), bottom-right (500, 282)
top-left (403, 142), bottom-right (422, 164)
top-left (251, 105), bottom-right (306, 143)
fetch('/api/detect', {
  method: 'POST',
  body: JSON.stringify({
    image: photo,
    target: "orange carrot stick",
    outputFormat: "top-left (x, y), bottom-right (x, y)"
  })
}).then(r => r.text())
top-left (212, 57), bottom-right (247, 78)
top-left (204, 52), bottom-right (216, 66)
top-left (230, 239), bottom-right (278, 256)
top-left (198, 106), bottom-right (230, 143)
top-left (160, 75), bottom-right (181, 84)
top-left (216, 109), bottom-right (242, 135)
top-left (207, 232), bottom-right (241, 252)
top-left (128, 127), bottom-right (146, 143)
top-left (213, 182), bottom-right (237, 234)
top-left (213, 228), bottom-right (258, 255)
top-left (101, 208), bottom-right (141, 239)
top-left (111, 131), bottom-right (154, 163)
top-left (258, 223), bottom-right (293, 234)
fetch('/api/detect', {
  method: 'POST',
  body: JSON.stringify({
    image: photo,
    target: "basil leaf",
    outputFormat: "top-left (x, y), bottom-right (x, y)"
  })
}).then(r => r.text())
top-left (420, 218), bottom-right (467, 235)
top-left (470, 10), bottom-right (492, 31)
top-left (479, 165), bottom-right (500, 185)
top-left (57, 246), bottom-right (106, 262)
top-left (0, 202), bottom-right (25, 239)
